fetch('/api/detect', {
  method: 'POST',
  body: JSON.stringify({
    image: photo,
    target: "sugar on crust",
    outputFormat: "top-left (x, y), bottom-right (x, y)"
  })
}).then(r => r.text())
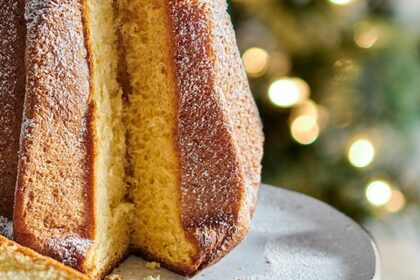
top-left (4, 0), bottom-right (264, 279)
top-left (0, 235), bottom-right (88, 280)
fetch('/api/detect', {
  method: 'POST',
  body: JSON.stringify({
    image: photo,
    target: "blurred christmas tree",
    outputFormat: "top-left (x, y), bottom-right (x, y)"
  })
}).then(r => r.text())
top-left (228, 0), bottom-right (420, 221)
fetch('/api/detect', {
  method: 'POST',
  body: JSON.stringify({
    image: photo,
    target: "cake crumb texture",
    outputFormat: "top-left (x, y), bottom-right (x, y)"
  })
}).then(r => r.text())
top-left (119, 0), bottom-right (196, 272)
top-left (11, 0), bottom-right (263, 278)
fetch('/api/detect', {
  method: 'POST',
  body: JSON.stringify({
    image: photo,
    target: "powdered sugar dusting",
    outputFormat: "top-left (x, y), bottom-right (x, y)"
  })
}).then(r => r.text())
top-left (209, 0), bottom-right (264, 215)
top-left (168, 0), bottom-right (263, 265)
top-left (158, 0), bottom-right (265, 269)
top-left (46, 236), bottom-right (92, 268)
top-left (10, 0), bottom-right (263, 275)
top-left (14, 0), bottom-right (94, 271)
top-left (0, 216), bottom-right (13, 240)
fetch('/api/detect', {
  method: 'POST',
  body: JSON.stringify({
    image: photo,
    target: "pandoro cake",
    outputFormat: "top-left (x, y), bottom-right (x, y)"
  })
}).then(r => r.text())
top-left (0, 0), bottom-right (264, 279)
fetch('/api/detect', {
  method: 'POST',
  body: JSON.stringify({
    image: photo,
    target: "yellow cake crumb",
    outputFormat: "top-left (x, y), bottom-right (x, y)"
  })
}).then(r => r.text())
top-left (145, 261), bottom-right (161, 270)
top-left (143, 276), bottom-right (160, 280)
top-left (119, 0), bottom-right (196, 268)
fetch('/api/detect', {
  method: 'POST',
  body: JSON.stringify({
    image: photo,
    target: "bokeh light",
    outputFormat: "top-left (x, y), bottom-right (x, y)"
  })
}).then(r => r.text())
top-left (242, 47), bottom-right (270, 77)
top-left (291, 99), bottom-right (318, 121)
top-left (348, 139), bottom-right (375, 168)
top-left (329, 0), bottom-right (355, 6)
top-left (385, 189), bottom-right (406, 213)
top-left (291, 115), bottom-right (320, 145)
top-left (366, 180), bottom-right (392, 207)
top-left (268, 77), bottom-right (310, 108)
top-left (354, 23), bottom-right (379, 49)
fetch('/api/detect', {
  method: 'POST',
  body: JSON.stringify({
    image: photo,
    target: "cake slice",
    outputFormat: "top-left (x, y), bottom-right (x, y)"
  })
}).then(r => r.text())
top-left (13, 0), bottom-right (263, 278)
top-left (13, 1), bottom-right (131, 279)
top-left (0, 235), bottom-right (88, 280)
top-left (0, 0), bottom-right (26, 221)
top-left (119, 0), bottom-right (264, 276)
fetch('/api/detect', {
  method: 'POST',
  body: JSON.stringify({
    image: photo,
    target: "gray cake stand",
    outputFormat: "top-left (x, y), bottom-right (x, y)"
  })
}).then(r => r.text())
top-left (110, 184), bottom-right (380, 280)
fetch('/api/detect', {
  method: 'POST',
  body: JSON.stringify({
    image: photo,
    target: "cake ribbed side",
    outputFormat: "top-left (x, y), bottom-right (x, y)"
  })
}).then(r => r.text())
top-left (0, 0), bottom-right (26, 221)
top-left (13, 0), bottom-right (95, 273)
top-left (168, 0), bottom-right (263, 275)
top-left (14, 1), bottom-right (130, 278)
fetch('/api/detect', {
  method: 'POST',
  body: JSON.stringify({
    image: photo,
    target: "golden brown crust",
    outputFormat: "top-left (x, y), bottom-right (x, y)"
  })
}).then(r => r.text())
top-left (0, 0), bottom-right (26, 220)
top-left (167, 0), bottom-right (264, 276)
top-left (12, 0), bottom-right (262, 278)
top-left (13, 0), bottom-right (95, 273)
top-left (0, 235), bottom-right (89, 280)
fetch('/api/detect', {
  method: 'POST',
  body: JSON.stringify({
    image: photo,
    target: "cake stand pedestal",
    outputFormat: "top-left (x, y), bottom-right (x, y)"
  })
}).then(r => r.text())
top-left (110, 184), bottom-right (380, 280)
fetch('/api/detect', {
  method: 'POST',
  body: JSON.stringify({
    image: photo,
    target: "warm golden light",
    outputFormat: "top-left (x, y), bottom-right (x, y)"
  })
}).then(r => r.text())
top-left (348, 139), bottom-right (375, 168)
top-left (366, 180), bottom-right (392, 207)
top-left (242, 47), bottom-right (270, 77)
top-left (291, 100), bottom-right (330, 132)
top-left (385, 189), bottom-right (406, 213)
top-left (268, 77), bottom-right (310, 108)
top-left (291, 115), bottom-right (320, 145)
top-left (291, 100), bottom-right (318, 120)
top-left (329, 0), bottom-right (355, 5)
top-left (354, 23), bottom-right (379, 49)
